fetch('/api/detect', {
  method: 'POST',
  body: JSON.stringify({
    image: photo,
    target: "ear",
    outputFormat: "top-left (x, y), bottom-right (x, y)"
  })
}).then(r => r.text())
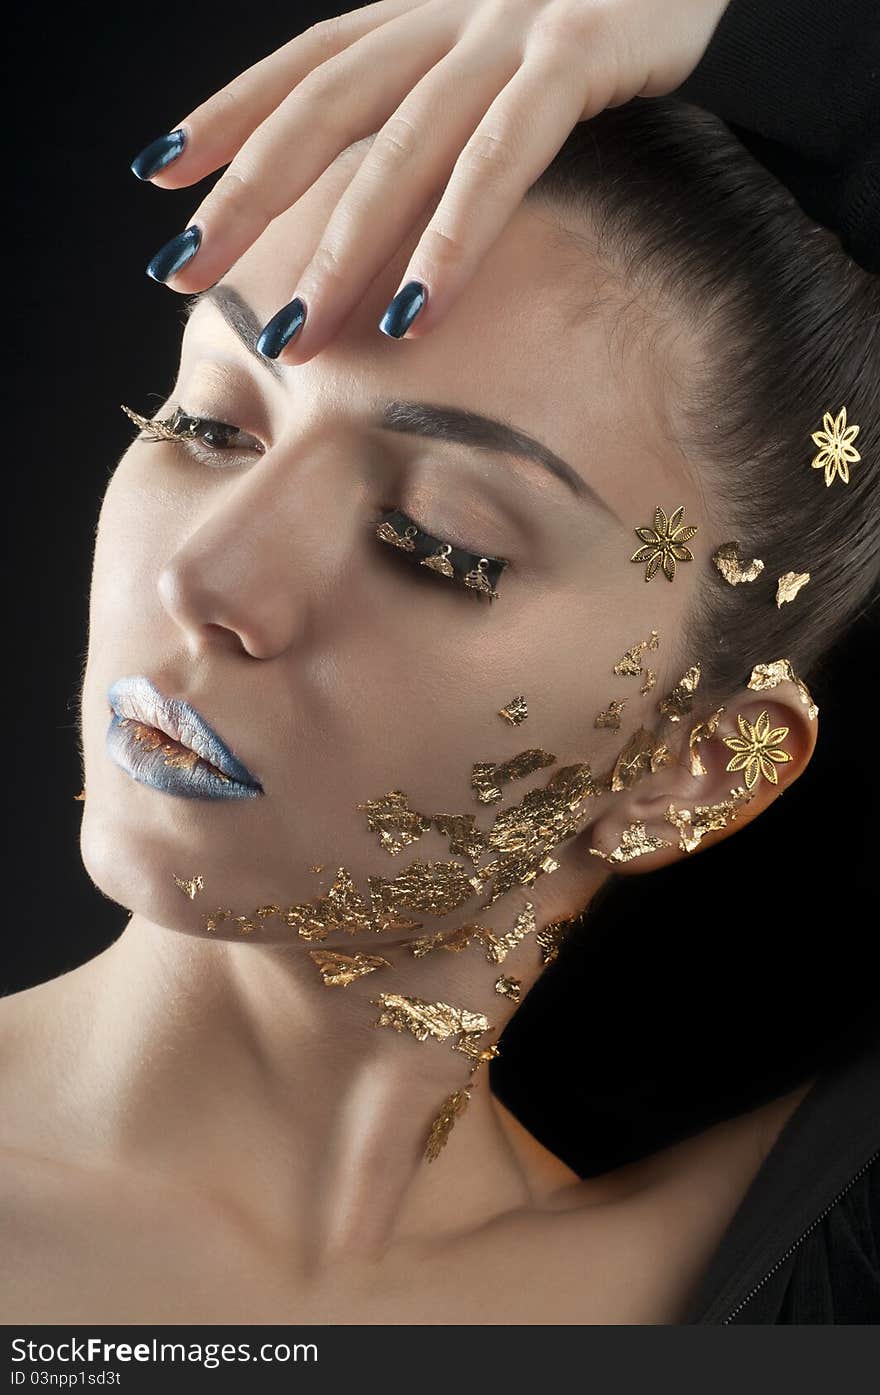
top-left (585, 681), bottom-right (819, 873)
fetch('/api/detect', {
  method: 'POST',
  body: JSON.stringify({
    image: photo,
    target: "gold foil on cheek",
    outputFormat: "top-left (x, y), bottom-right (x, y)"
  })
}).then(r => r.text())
top-left (430, 814), bottom-right (488, 866)
top-left (368, 859), bottom-right (477, 919)
top-left (711, 541), bottom-right (765, 585)
top-left (657, 664), bottom-right (702, 722)
top-left (471, 748), bottom-right (557, 805)
top-left (470, 765), bottom-right (599, 907)
top-left (285, 866), bottom-right (410, 941)
top-left (494, 975), bottom-right (522, 1002)
top-left (613, 631), bottom-right (661, 677)
top-left (664, 786), bottom-right (754, 853)
top-left (687, 707), bottom-right (726, 778)
top-left (640, 671), bottom-right (657, 695)
top-left (498, 696), bottom-right (528, 725)
top-left (172, 874), bottom-right (204, 901)
top-left (589, 821), bottom-right (672, 864)
top-left (424, 1088), bottom-right (471, 1163)
top-left (309, 949), bottom-right (392, 987)
top-left (610, 728), bottom-right (675, 792)
top-left (747, 659), bottom-right (819, 721)
top-left (409, 924), bottom-right (482, 958)
top-left (356, 790), bottom-right (433, 856)
top-left (776, 571), bottom-right (811, 607)
top-left (594, 701), bottom-right (626, 731)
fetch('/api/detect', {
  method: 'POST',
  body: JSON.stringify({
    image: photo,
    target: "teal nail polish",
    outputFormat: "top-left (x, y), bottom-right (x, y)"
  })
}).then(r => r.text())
top-left (146, 225), bottom-right (201, 283)
top-left (256, 298), bottom-right (307, 358)
top-left (379, 281), bottom-right (427, 338)
top-left (131, 129), bottom-right (187, 180)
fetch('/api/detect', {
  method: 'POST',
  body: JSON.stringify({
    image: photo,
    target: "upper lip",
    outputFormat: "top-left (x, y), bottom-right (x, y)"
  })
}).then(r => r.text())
top-left (107, 675), bottom-right (263, 789)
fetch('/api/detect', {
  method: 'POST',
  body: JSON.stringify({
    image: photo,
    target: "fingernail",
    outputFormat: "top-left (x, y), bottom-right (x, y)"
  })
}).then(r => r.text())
top-left (256, 298), bottom-right (307, 359)
top-left (146, 225), bottom-right (202, 283)
top-left (378, 281), bottom-right (427, 339)
top-left (130, 128), bottom-right (187, 181)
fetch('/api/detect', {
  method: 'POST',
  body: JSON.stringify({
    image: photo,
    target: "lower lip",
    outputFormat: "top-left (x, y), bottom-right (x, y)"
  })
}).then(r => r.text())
top-left (105, 713), bottom-right (263, 801)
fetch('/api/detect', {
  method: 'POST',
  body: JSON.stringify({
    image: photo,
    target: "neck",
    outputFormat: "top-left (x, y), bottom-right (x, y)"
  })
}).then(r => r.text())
top-left (41, 894), bottom-right (592, 1265)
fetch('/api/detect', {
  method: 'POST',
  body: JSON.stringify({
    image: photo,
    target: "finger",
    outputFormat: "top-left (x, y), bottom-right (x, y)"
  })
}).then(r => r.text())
top-left (254, 27), bottom-right (527, 365)
top-left (132, 0), bottom-right (432, 188)
top-left (147, 1), bottom-right (462, 291)
top-left (261, 39), bottom-right (590, 363)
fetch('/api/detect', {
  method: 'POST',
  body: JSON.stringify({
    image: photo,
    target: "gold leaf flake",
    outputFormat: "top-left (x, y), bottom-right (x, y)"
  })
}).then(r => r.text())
top-left (746, 658), bottom-right (819, 721)
top-left (409, 924), bottom-right (482, 957)
top-left (711, 541), bottom-right (765, 586)
top-left (424, 1088), bottom-right (471, 1162)
top-left (687, 706), bottom-right (726, 777)
top-left (309, 864), bottom-right (326, 873)
top-left (454, 1035), bottom-right (501, 1073)
top-left (255, 904), bottom-right (282, 919)
top-left (494, 975), bottom-right (522, 1002)
top-left (285, 866), bottom-right (384, 941)
top-left (371, 992), bottom-right (490, 1044)
top-left (471, 748), bottom-right (557, 804)
top-left (308, 949), bottom-right (391, 987)
top-left (594, 700), bottom-right (626, 730)
top-left (498, 695), bottom-right (528, 725)
top-left (658, 664), bottom-right (702, 722)
top-left (775, 571), bottom-right (811, 607)
top-left (640, 669), bottom-right (657, 695)
top-left (172, 873), bottom-right (204, 901)
top-left (431, 813), bottom-right (488, 865)
top-left (478, 903), bottom-right (538, 965)
top-left (232, 916), bottom-right (256, 934)
top-left (589, 821), bottom-right (672, 864)
top-left (613, 631), bottom-right (660, 677)
top-left (536, 914), bottom-right (579, 965)
top-left (356, 790), bottom-right (433, 856)
top-left (368, 858), bottom-right (477, 919)
top-left (73, 787), bottom-right (86, 801)
top-left (203, 908), bottom-right (231, 933)
top-left (664, 786), bottom-right (754, 853)
top-left (609, 727), bottom-right (674, 792)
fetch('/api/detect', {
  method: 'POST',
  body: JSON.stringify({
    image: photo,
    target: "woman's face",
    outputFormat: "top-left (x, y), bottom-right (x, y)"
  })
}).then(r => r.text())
top-left (79, 147), bottom-right (705, 941)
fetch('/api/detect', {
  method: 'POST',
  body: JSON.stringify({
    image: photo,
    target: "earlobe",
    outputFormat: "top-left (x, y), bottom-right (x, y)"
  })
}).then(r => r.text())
top-left (584, 685), bottom-right (818, 875)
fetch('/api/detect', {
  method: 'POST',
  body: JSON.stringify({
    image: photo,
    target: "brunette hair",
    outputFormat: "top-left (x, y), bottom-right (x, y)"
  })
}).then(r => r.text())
top-left (524, 97), bottom-right (880, 705)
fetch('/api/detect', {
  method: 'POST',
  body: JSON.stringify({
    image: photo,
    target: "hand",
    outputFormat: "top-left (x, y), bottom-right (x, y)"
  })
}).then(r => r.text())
top-left (135, 0), bottom-right (730, 363)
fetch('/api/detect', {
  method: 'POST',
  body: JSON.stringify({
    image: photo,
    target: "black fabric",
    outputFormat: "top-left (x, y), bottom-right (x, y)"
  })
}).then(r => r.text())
top-left (683, 1035), bottom-right (880, 1324)
top-left (674, 0), bottom-right (880, 272)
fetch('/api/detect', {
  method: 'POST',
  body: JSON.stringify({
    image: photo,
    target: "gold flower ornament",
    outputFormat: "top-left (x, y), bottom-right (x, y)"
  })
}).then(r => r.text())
top-left (722, 710), bottom-right (792, 790)
top-left (810, 405), bottom-right (861, 486)
top-left (631, 505), bottom-right (698, 582)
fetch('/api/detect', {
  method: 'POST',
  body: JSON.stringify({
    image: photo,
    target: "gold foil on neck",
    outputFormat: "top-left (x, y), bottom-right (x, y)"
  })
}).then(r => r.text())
top-left (746, 658), bottom-right (819, 721)
top-left (356, 790), bottom-right (433, 856)
top-left (664, 786), bottom-right (753, 853)
top-left (372, 992), bottom-right (490, 1044)
top-left (309, 864), bottom-right (326, 873)
top-left (424, 1088), bottom-right (471, 1162)
top-left (590, 821), bottom-right (672, 864)
top-left (658, 664), bottom-right (702, 722)
top-left (687, 707), bottom-right (726, 777)
top-left (494, 975), bottom-right (522, 1002)
top-left (471, 748), bottom-right (557, 805)
top-left (309, 949), bottom-right (392, 987)
top-left (203, 908), bottom-right (231, 933)
top-left (499, 696), bottom-right (528, 725)
top-left (172, 873), bottom-right (204, 901)
top-left (594, 700), bottom-right (626, 730)
top-left (409, 924), bottom-right (482, 957)
top-left (455, 1035), bottom-right (501, 1073)
top-left (775, 571), bottom-right (811, 607)
top-left (640, 670), bottom-right (657, 695)
top-left (711, 541), bottom-right (765, 585)
top-left (255, 904), bottom-right (282, 919)
top-left (285, 866), bottom-right (395, 940)
top-left (536, 914), bottom-right (579, 965)
top-left (368, 859), bottom-right (477, 919)
top-left (478, 902), bottom-right (537, 965)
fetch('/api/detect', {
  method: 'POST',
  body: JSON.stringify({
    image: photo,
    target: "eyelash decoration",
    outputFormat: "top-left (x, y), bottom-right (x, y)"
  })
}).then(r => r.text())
top-left (374, 510), bottom-right (508, 602)
top-left (121, 403), bottom-right (508, 599)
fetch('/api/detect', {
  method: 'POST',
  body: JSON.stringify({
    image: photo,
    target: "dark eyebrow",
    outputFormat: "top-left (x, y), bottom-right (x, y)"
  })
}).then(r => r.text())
top-left (184, 284), bottom-right (618, 521)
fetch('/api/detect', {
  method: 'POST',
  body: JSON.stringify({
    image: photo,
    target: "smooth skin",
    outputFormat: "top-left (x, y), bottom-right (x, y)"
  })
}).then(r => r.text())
top-left (143, 0), bottom-right (731, 361)
top-left (1, 138), bottom-right (817, 1321)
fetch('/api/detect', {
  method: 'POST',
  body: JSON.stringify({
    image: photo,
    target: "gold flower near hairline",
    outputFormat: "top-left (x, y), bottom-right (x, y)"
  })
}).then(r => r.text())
top-left (810, 405), bottom-right (861, 486)
top-left (631, 505), bottom-right (698, 582)
top-left (722, 710), bottom-right (792, 790)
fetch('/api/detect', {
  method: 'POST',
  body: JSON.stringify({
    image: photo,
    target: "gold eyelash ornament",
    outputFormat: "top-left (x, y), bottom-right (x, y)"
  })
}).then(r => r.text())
top-left (421, 542), bottom-right (455, 577)
top-left (463, 557), bottom-right (500, 600)
top-left (121, 402), bottom-right (187, 441)
top-left (375, 520), bottom-right (418, 551)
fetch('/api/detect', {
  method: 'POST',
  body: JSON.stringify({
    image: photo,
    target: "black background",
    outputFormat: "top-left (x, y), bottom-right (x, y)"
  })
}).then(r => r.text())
top-left (7, 1), bottom-right (878, 1177)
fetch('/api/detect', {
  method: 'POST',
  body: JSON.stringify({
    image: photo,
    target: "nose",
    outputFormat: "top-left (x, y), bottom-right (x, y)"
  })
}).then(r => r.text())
top-left (157, 448), bottom-right (349, 660)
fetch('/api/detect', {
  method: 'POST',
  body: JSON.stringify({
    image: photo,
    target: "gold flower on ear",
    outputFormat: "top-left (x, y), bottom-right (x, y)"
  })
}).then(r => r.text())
top-left (722, 710), bottom-right (792, 790)
top-left (631, 505), bottom-right (698, 582)
top-left (810, 406), bottom-right (861, 486)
